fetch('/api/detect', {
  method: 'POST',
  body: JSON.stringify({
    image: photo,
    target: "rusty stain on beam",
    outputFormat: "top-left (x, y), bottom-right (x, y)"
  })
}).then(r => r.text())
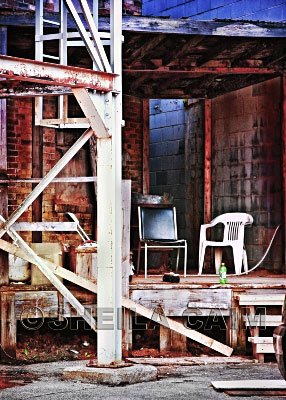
top-left (0, 84), bottom-right (72, 97)
top-left (0, 55), bottom-right (116, 91)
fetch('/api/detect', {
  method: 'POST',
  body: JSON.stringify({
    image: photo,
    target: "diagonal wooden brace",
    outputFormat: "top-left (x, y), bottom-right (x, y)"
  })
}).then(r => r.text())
top-left (0, 215), bottom-right (97, 331)
top-left (0, 128), bottom-right (94, 239)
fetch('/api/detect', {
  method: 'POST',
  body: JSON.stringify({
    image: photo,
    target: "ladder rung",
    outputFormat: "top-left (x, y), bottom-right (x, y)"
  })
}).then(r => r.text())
top-left (43, 54), bottom-right (60, 60)
top-left (43, 19), bottom-right (60, 26)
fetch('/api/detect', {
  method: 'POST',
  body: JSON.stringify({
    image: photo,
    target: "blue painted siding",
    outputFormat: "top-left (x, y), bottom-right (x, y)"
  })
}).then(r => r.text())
top-left (142, 0), bottom-right (286, 22)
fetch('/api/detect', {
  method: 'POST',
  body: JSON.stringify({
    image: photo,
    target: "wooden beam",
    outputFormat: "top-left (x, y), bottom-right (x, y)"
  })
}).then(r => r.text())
top-left (2, 14), bottom-right (286, 38)
top-left (282, 73), bottom-right (286, 274)
top-left (1, 293), bottom-right (16, 361)
top-left (212, 380), bottom-right (286, 391)
top-left (0, 176), bottom-right (98, 183)
top-left (142, 99), bottom-right (149, 195)
top-left (0, 56), bottom-right (115, 91)
top-left (122, 297), bottom-right (233, 357)
top-left (122, 180), bottom-right (132, 354)
top-left (0, 26), bottom-right (8, 285)
top-left (11, 222), bottom-right (78, 231)
top-left (204, 99), bottom-right (211, 224)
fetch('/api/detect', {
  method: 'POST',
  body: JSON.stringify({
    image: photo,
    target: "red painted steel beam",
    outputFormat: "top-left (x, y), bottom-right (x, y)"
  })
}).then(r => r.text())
top-left (0, 55), bottom-right (116, 91)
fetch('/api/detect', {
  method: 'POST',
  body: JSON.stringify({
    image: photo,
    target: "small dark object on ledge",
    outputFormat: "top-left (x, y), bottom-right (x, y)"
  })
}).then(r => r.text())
top-left (163, 272), bottom-right (180, 283)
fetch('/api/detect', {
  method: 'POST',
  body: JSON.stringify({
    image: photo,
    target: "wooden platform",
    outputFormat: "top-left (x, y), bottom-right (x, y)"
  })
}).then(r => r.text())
top-left (130, 272), bottom-right (286, 290)
top-left (128, 271), bottom-right (286, 357)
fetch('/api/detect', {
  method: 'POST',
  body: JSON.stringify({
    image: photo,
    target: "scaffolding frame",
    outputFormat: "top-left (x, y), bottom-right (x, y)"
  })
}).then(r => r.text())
top-left (0, 0), bottom-right (123, 365)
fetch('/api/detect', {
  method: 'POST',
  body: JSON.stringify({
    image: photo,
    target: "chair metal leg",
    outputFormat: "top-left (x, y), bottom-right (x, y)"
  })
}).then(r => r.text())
top-left (137, 242), bottom-right (141, 274)
top-left (176, 247), bottom-right (180, 273)
top-left (144, 243), bottom-right (148, 279)
top-left (214, 248), bottom-right (222, 274)
top-left (184, 240), bottom-right (187, 277)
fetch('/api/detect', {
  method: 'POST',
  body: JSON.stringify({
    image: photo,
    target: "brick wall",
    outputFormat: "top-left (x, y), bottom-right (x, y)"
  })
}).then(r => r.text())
top-left (211, 77), bottom-right (282, 272)
top-left (149, 99), bottom-right (186, 253)
top-left (122, 95), bottom-right (144, 193)
top-left (6, 97), bottom-right (95, 246)
top-left (0, 0), bottom-right (142, 15)
top-left (7, 98), bottom-right (33, 243)
top-left (143, 0), bottom-right (286, 22)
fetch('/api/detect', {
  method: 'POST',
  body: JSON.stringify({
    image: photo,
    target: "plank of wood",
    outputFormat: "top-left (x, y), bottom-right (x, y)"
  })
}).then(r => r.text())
top-left (0, 292), bottom-right (16, 361)
top-left (248, 337), bottom-right (273, 344)
top-left (253, 343), bottom-right (274, 354)
top-left (0, 177), bottom-right (98, 183)
top-left (122, 297), bottom-right (233, 357)
top-left (212, 380), bottom-right (286, 390)
top-left (131, 288), bottom-right (231, 316)
top-left (188, 301), bottom-right (228, 309)
top-left (2, 15), bottom-right (286, 38)
top-left (244, 314), bottom-right (282, 327)
top-left (128, 356), bottom-right (254, 366)
top-left (12, 222), bottom-right (78, 231)
top-left (226, 390), bottom-right (286, 396)
top-left (15, 291), bottom-right (59, 318)
top-left (237, 293), bottom-right (285, 305)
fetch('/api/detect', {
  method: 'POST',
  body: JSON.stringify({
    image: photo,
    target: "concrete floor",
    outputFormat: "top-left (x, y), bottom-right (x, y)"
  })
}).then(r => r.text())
top-left (0, 359), bottom-right (283, 400)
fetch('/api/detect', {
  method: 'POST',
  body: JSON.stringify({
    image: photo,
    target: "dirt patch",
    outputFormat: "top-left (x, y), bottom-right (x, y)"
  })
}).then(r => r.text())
top-left (16, 326), bottom-right (97, 364)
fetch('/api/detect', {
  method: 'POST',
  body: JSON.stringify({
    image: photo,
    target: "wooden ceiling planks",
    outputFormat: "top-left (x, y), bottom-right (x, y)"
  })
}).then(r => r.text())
top-left (3, 17), bottom-right (286, 99)
top-left (123, 33), bottom-right (284, 98)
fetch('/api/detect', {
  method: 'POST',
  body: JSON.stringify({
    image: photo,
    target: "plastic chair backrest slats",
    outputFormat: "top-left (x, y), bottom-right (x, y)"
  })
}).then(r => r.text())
top-left (227, 221), bottom-right (243, 241)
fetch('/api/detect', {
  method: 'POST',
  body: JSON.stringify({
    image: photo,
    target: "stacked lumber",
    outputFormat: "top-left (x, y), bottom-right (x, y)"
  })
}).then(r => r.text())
top-left (236, 293), bottom-right (285, 362)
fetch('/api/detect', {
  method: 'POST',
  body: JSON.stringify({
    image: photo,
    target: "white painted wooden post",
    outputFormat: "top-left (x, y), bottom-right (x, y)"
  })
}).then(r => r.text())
top-left (97, 0), bottom-right (122, 365)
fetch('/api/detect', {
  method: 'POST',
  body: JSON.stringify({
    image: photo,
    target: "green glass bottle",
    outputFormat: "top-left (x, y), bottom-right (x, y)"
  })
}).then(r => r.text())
top-left (219, 262), bottom-right (227, 284)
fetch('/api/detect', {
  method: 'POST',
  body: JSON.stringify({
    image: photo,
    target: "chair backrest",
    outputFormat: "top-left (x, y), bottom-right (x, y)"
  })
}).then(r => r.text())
top-left (211, 213), bottom-right (253, 242)
top-left (138, 206), bottom-right (178, 241)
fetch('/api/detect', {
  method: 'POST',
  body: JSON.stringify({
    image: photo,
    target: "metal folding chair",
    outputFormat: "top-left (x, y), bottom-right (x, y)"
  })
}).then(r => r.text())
top-left (137, 206), bottom-right (187, 278)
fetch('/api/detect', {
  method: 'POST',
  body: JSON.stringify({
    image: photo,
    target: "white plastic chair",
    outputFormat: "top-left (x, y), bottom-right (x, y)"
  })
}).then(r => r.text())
top-left (198, 213), bottom-right (253, 275)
